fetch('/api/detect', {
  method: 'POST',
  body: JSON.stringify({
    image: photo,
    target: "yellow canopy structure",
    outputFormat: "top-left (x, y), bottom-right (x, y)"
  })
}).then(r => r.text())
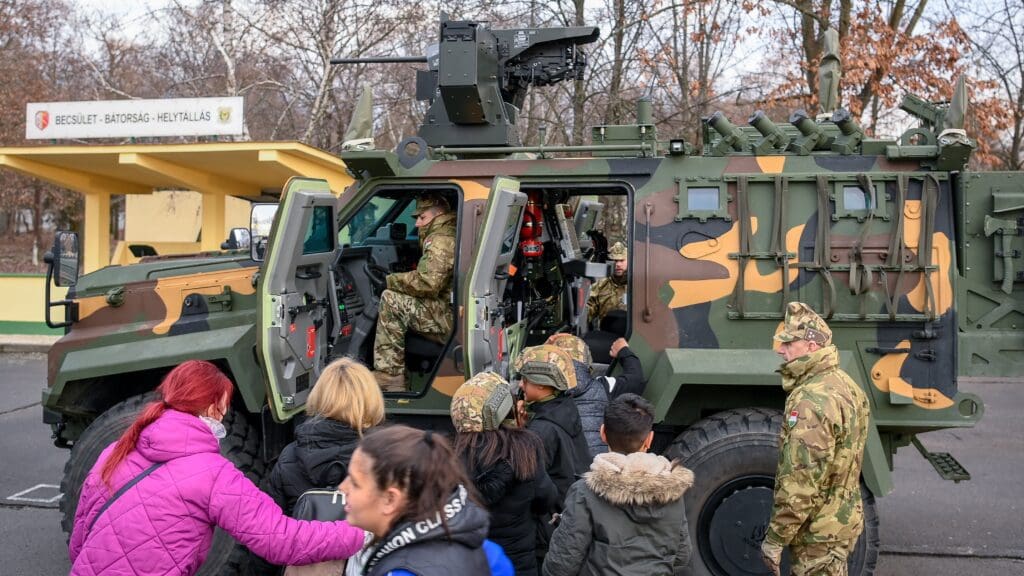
top-left (0, 142), bottom-right (351, 272)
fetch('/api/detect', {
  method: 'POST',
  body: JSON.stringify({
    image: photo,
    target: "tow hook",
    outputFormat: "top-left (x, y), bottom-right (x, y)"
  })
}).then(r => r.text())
top-left (51, 420), bottom-right (69, 448)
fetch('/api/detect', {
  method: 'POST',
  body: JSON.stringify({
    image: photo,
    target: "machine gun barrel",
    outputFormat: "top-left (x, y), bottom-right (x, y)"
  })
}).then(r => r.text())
top-left (330, 56), bottom-right (428, 65)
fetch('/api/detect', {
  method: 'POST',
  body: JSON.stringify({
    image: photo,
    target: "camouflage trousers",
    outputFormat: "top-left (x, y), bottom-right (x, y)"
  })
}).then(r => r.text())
top-left (789, 539), bottom-right (856, 576)
top-left (373, 289), bottom-right (452, 375)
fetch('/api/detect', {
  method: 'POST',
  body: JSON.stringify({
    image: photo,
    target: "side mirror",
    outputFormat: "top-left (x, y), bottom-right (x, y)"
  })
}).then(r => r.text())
top-left (250, 203), bottom-right (278, 262)
top-left (48, 231), bottom-right (80, 287)
top-left (221, 227), bottom-right (251, 250)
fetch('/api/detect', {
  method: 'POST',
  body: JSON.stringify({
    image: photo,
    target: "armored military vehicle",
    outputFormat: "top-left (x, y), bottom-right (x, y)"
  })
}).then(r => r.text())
top-left (43, 15), bottom-right (1022, 576)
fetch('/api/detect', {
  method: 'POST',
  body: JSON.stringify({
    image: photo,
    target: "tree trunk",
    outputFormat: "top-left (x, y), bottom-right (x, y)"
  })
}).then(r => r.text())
top-left (605, 0), bottom-right (627, 124)
top-left (572, 0), bottom-right (587, 146)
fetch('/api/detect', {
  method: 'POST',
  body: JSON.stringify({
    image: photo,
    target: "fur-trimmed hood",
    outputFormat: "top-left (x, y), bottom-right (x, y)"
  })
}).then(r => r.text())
top-left (585, 451), bottom-right (694, 508)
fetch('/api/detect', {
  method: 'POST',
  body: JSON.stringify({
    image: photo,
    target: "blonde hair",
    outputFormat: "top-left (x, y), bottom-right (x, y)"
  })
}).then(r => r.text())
top-left (306, 358), bottom-right (385, 434)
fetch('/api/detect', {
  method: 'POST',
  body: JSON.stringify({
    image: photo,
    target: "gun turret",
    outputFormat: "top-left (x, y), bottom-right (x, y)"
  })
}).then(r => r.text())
top-left (333, 15), bottom-right (599, 148)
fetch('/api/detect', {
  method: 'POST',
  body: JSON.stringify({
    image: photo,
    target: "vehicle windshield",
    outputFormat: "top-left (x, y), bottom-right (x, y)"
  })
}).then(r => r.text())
top-left (338, 196), bottom-right (417, 246)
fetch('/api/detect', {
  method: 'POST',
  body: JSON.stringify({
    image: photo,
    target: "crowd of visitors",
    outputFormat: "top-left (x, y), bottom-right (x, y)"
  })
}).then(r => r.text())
top-left (67, 334), bottom-right (701, 576)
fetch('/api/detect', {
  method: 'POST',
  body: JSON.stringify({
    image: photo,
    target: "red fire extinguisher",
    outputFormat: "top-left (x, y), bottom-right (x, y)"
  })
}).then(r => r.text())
top-left (519, 190), bottom-right (544, 259)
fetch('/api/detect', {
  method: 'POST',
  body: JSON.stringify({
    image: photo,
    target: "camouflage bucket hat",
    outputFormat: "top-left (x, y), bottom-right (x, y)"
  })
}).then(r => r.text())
top-left (545, 333), bottom-right (592, 366)
top-left (412, 193), bottom-right (449, 216)
top-left (513, 345), bottom-right (577, 391)
top-left (450, 372), bottom-right (515, 433)
top-left (774, 301), bottom-right (832, 345)
top-left (608, 241), bottom-right (627, 261)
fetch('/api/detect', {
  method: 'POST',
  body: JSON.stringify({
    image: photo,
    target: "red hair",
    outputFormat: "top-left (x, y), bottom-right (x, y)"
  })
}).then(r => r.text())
top-left (101, 360), bottom-right (233, 486)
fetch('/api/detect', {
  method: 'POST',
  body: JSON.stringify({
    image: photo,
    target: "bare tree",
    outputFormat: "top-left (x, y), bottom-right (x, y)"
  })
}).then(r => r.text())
top-left (954, 0), bottom-right (1024, 169)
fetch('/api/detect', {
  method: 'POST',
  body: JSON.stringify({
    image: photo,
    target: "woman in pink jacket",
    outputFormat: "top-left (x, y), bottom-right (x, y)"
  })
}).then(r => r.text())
top-left (69, 360), bottom-right (366, 576)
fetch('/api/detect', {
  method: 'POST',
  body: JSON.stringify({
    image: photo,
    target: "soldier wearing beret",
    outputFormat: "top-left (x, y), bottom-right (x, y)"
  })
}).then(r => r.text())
top-left (373, 193), bottom-right (456, 392)
top-left (587, 241), bottom-right (629, 325)
top-left (761, 302), bottom-right (871, 576)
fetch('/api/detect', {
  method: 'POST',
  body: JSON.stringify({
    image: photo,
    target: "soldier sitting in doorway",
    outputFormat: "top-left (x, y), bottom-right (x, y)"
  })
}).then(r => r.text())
top-left (372, 193), bottom-right (456, 392)
top-left (587, 241), bottom-right (628, 327)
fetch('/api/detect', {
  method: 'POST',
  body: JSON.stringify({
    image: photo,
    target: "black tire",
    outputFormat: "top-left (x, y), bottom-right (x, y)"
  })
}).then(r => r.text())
top-left (665, 408), bottom-right (878, 576)
top-left (59, 394), bottom-right (267, 576)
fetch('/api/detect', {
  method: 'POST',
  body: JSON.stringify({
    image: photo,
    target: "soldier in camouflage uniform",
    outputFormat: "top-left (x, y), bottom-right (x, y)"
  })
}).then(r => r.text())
top-left (587, 241), bottom-right (628, 326)
top-left (761, 302), bottom-right (871, 576)
top-left (373, 193), bottom-right (457, 391)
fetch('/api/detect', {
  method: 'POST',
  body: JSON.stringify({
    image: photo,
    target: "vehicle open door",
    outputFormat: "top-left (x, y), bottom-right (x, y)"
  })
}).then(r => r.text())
top-left (464, 177), bottom-right (527, 378)
top-left (258, 178), bottom-right (340, 421)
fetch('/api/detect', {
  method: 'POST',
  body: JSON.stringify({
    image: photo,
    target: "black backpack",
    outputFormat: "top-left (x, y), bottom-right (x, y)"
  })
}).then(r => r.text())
top-left (292, 488), bottom-right (347, 522)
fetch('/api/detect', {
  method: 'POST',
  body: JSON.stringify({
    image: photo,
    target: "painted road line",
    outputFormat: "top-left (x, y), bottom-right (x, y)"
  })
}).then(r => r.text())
top-left (7, 484), bottom-right (62, 504)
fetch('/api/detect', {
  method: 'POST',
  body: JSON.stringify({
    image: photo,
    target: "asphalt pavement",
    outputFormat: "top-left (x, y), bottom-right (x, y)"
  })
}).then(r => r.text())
top-left (0, 352), bottom-right (1021, 575)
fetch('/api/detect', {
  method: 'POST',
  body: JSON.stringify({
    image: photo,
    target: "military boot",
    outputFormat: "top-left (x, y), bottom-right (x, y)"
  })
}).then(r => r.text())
top-left (373, 370), bottom-right (407, 392)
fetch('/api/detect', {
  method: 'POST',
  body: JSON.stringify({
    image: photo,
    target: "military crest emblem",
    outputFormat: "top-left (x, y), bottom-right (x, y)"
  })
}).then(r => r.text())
top-left (34, 110), bottom-right (49, 131)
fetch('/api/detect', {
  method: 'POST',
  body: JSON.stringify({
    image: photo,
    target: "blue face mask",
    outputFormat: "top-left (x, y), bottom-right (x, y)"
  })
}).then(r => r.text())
top-left (199, 415), bottom-right (227, 440)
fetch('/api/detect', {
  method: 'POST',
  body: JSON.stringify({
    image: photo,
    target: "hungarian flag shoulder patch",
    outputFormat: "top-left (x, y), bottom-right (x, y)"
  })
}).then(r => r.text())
top-left (786, 410), bottom-right (799, 428)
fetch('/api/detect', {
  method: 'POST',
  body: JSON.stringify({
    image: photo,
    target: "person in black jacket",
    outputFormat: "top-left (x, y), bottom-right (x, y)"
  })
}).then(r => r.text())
top-left (602, 337), bottom-right (647, 398)
top-left (451, 372), bottom-right (559, 576)
top-left (513, 344), bottom-right (593, 501)
top-left (265, 357), bottom-right (385, 513)
top-left (513, 344), bottom-right (594, 570)
top-left (249, 357), bottom-right (384, 574)
top-left (340, 425), bottom-right (515, 576)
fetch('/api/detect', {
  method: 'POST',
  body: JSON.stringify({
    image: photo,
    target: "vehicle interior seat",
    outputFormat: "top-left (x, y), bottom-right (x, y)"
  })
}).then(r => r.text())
top-left (404, 332), bottom-right (446, 373)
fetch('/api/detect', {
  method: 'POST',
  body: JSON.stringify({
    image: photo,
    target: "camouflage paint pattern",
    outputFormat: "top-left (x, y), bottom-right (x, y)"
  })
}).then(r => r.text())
top-left (764, 345), bottom-right (870, 559)
top-left (374, 210), bottom-right (457, 375)
top-left (450, 371), bottom-right (515, 432)
top-left (44, 253), bottom-right (263, 440)
top-left (379, 147), bottom-right (992, 432)
top-left (47, 105), bottom-right (1019, 465)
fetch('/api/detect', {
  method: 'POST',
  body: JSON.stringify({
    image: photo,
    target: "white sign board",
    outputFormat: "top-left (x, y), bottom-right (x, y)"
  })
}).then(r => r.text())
top-left (26, 97), bottom-right (244, 140)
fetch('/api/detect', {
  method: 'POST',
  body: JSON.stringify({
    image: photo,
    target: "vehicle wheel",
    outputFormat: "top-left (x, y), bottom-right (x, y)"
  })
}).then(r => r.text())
top-left (665, 408), bottom-right (878, 576)
top-left (59, 394), bottom-right (267, 575)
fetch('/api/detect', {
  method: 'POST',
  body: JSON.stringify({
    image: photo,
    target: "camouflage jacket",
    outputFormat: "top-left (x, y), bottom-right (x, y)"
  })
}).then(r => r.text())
top-left (765, 345), bottom-right (870, 548)
top-left (587, 274), bottom-right (627, 322)
top-left (387, 212), bottom-right (456, 300)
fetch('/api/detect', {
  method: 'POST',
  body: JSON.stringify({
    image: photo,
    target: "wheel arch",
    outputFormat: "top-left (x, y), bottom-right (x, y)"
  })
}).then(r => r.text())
top-left (47, 325), bottom-right (264, 422)
top-left (647, 346), bottom-right (893, 497)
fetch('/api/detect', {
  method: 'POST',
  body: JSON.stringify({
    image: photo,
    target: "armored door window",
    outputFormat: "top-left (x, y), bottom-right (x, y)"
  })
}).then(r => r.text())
top-left (843, 185), bottom-right (873, 211)
top-left (834, 180), bottom-right (888, 221)
top-left (302, 206), bottom-right (334, 254)
top-left (688, 187), bottom-right (720, 211)
top-left (675, 180), bottom-right (729, 223)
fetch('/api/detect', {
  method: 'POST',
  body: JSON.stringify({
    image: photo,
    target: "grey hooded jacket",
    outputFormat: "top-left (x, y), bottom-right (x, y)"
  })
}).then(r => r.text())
top-left (542, 451), bottom-right (694, 576)
top-left (567, 360), bottom-right (609, 456)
